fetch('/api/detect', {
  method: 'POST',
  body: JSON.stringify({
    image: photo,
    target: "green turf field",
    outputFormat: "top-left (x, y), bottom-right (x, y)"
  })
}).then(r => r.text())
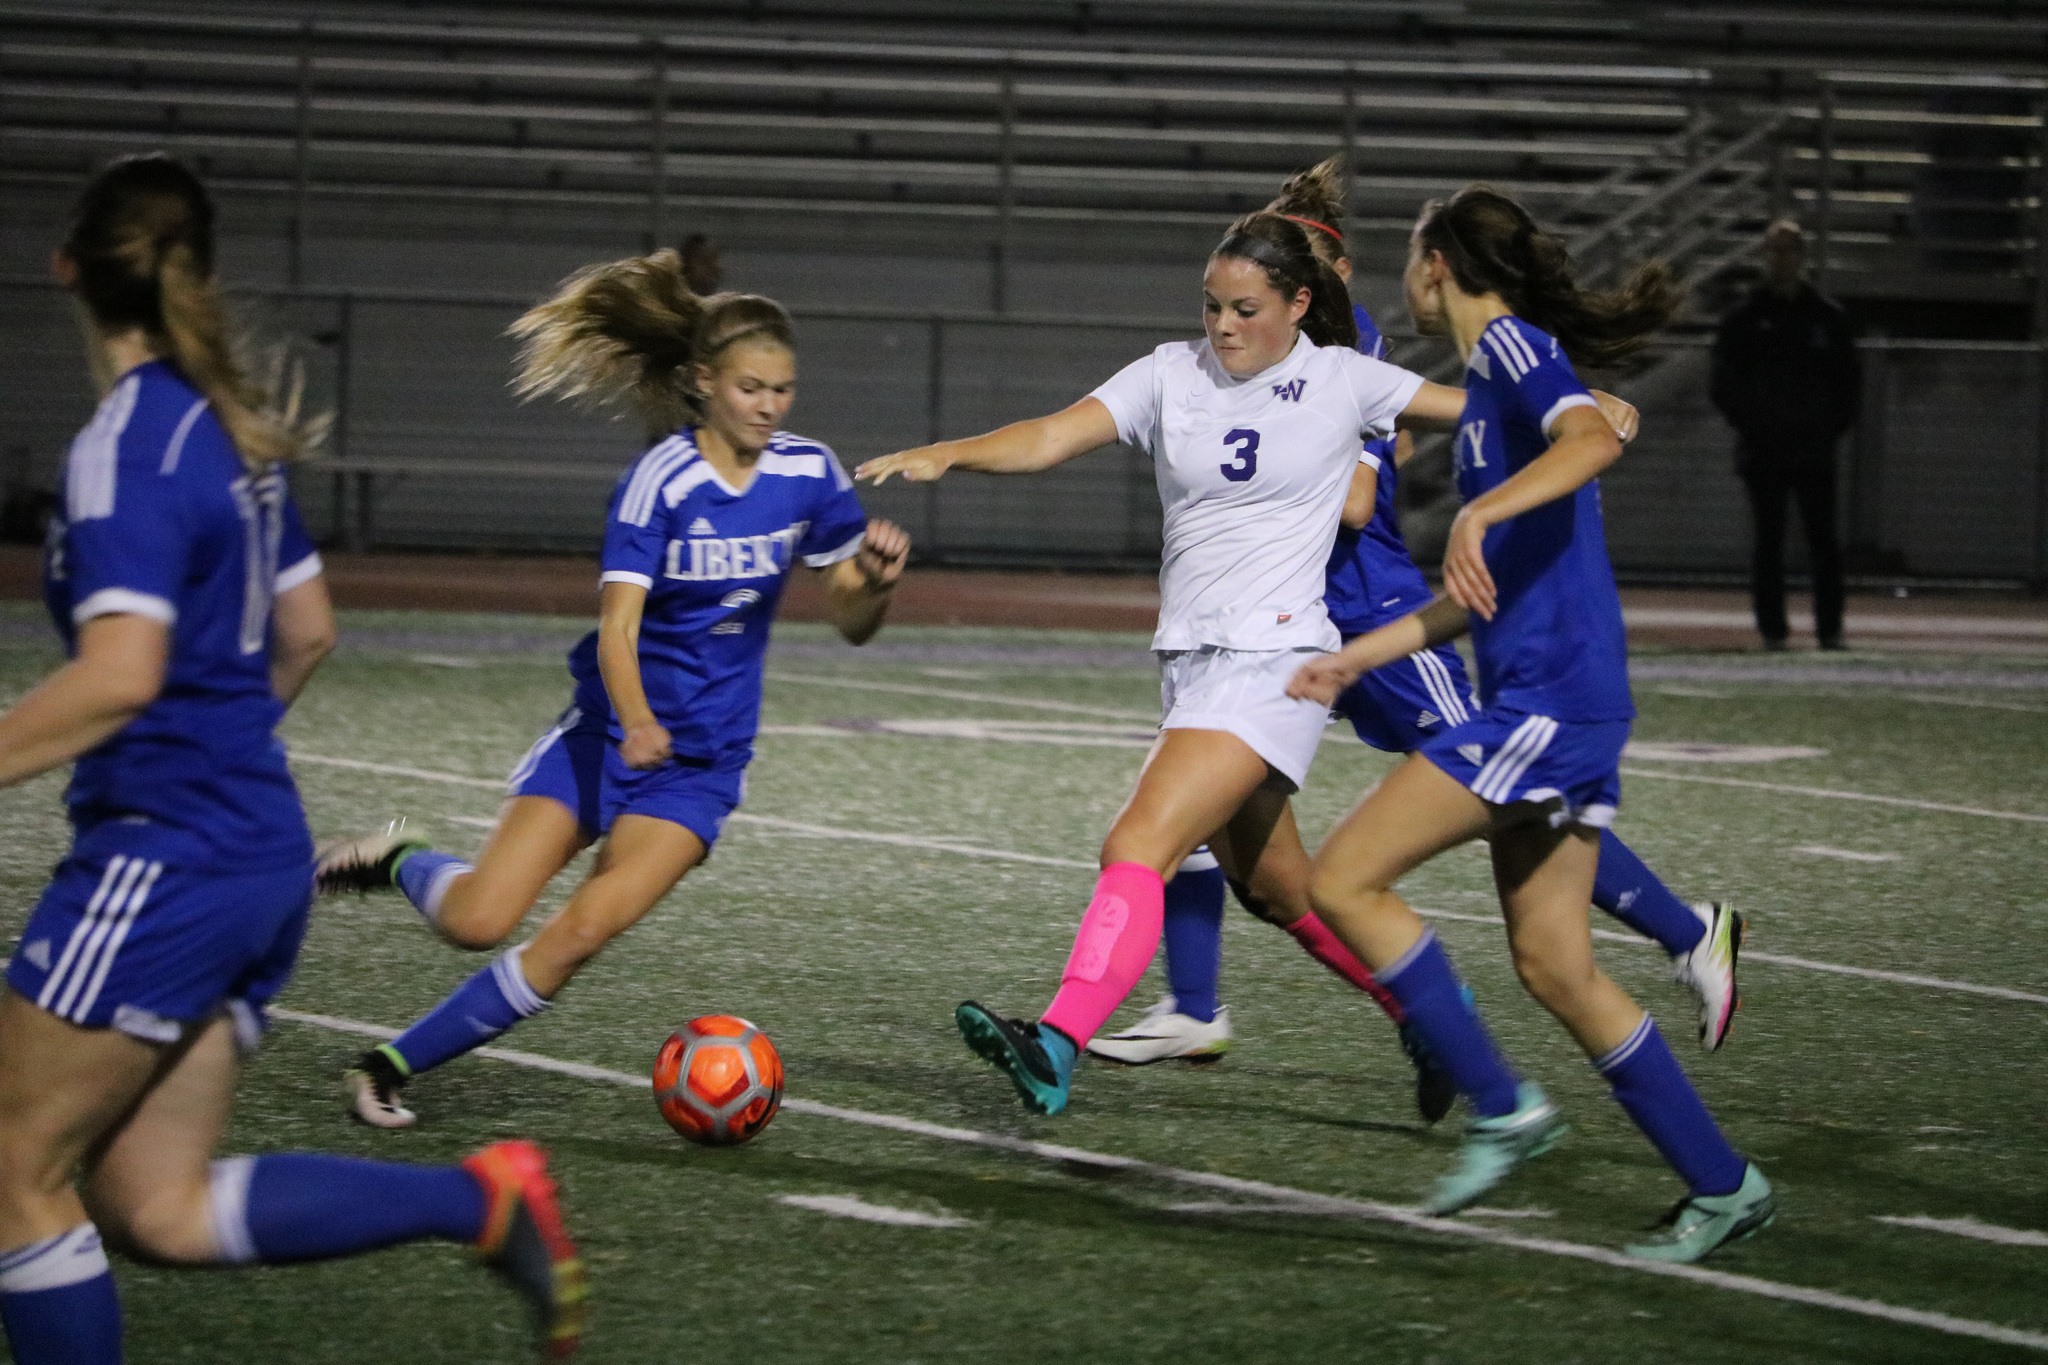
top-left (2, 604), bottom-right (2044, 1363)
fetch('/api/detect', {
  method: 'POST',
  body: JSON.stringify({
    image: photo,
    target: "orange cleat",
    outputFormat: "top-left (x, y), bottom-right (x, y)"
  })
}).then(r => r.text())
top-left (462, 1140), bottom-right (587, 1359)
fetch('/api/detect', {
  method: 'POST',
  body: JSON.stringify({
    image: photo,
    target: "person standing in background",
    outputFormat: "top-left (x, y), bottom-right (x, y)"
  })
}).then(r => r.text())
top-left (1709, 219), bottom-right (1858, 650)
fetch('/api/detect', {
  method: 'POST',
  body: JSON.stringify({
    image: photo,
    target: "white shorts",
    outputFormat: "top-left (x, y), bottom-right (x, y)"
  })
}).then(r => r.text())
top-left (1157, 646), bottom-right (1332, 791)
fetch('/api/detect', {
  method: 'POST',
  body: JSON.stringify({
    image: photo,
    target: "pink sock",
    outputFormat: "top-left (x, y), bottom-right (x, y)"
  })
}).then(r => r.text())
top-left (1041, 862), bottom-right (1166, 1047)
top-left (1286, 911), bottom-right (1407, 1023)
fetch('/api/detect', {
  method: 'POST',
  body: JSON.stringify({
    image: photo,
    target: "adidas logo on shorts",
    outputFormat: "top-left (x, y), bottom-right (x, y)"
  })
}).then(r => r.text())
top-left (1457, 743), bottom-right (1486, 766)
top-left (1416, 710), bottom-right (1440, 728)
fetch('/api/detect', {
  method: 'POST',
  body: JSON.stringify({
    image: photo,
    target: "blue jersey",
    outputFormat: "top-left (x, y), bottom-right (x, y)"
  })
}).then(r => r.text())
top-left (569, 427), bottom-right (869, 766)
top-left (1323, 303), bottom-right (1435, 634)
top-left (43, 361), bottom-right (319, 870)
top-left (1454, 317), bottom-right (1633, 721)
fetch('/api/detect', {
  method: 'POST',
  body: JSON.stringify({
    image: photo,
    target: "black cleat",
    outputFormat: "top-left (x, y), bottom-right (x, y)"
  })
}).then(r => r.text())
top-left (1399, 1021), bottom-right (1458, 1124)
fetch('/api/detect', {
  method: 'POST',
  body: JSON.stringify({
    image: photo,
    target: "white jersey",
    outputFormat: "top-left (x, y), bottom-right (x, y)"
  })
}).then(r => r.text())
top-left (1091, 331), bottom-right (1425, 652)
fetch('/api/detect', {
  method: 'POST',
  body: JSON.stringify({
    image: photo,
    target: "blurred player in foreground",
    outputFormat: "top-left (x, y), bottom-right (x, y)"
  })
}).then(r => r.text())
top-left (0, 154), bottom-right (582, 1364)
top-left (1289, 186), bottom-right (1774, 1263)
top-left (1098, 160), bottom-right (1740, 1090)
top-left (317, 254), bottom-right (907, 1128)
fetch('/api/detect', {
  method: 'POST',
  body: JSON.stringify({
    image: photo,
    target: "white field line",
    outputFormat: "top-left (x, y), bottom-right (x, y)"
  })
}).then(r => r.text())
top-left (1790, 846), bottom-right (1901, 864)
top-left (288, 752), bottom-right (2048, 1008)
top-left (1895, 693), bottom-right (2048, 715)
top-left (1873, 1216), bottom-right (2048, 1249)
top-left (774, 1194), bottom-right (972, 1228)
top-left (267, 1006), bottom-right (2048, 1353)
top-left (1412, 907), bottom-right (2048, 1008)
top-left (1617, 766), bottom-right (2048, 825)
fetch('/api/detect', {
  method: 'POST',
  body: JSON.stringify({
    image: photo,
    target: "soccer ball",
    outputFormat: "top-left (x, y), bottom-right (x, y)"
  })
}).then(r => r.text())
top-left (652, 1015), bottom-right (783, 1146)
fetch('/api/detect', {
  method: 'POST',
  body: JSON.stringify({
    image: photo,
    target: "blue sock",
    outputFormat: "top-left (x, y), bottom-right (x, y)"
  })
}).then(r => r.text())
top-left (211, 1154), bottom-right (486, 1263)
top-left (1162, 858), bottom-right (1226, 1024)
top-left (1380, 931), bottom-right (1522, 1118)
top-left (1593, 832), bottom-right (1704, 955)
top-left (385, 945), bottom-right (550, 1078)
top-left (0, 1225), bottom-right (121, 1364)
top-left (394, 847), bottom-right (472, 923)
top-left (1596, 1016), bottom-right (1747, 1197)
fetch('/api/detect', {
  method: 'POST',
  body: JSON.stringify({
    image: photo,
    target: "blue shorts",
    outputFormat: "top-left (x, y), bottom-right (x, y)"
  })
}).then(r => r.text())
top-left (6, 828), bottom-right (311, 1046)
top-left (507, 704), bottom-right (606, 836)
top-left (1417, 706), bottom-right (1627, 829)
top-left (600, 748), bottom-right (747, 850)
top-left (1333, 643), bottom-right (1477, 753)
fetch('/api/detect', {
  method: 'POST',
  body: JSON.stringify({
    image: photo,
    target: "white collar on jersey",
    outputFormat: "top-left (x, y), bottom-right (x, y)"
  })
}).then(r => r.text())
top-left (1201, 329), bottom-right (1317, 388)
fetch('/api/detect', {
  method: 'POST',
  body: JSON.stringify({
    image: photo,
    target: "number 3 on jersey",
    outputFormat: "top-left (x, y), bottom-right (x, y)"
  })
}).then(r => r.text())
top-left (1220, 428), bottom-right (1260, 482)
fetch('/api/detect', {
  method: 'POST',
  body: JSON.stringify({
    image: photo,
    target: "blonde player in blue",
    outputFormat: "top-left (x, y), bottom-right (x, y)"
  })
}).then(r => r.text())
top-left (1289, 185), bottom-right (1773, 1263)
top-left (316, 254), bottom-right (909, 1127)
top-left (0, 155), bottom-right (581, 1364)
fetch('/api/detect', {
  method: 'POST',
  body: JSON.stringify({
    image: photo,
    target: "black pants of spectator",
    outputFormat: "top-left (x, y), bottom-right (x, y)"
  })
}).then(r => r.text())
top-left (1738, 448), bottom-right (1844, 646)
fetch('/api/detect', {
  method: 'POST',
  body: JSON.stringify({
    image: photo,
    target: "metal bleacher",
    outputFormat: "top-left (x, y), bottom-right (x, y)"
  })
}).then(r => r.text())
top-left (3, 1), bottom-right (2047, 582)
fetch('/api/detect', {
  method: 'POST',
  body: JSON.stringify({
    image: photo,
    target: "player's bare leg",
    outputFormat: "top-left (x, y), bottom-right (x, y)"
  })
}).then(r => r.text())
top-left (1490, 821), bottom-right (1640, 1056)
top-left (519, 815), bottom-right (707, 998)
top-left (433, 797), bottom-right (594, 950)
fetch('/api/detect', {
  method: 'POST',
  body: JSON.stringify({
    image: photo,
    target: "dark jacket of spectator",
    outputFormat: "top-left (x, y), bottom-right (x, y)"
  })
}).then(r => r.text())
top-left (1709, 282), bottom-right (1859, 462)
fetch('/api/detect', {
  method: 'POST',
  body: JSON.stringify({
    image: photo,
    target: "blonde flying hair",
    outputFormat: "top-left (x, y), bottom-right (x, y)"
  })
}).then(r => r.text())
top-left (64, 153), bottom-right (320, 468)
top-left (508, 249), bottom-right (794, 431)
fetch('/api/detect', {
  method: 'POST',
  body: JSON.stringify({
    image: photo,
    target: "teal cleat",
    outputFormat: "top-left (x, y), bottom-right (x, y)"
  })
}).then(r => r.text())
top-left (1625, 1162), bottom-right (1776, 1263)
top-left (1423, 1082), bottom-right (1566, 1215)
top-left (955, 1002), bottom-right (1075, 1116)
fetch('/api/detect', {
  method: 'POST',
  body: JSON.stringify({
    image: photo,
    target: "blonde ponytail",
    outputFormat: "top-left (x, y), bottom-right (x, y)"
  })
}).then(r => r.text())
top-left (509, 250), bottom-right (795, 431)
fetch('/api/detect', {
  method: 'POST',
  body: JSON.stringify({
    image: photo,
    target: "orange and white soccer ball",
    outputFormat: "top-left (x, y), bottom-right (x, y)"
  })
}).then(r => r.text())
top-left (652, 1015), bottom-right (783, 1146)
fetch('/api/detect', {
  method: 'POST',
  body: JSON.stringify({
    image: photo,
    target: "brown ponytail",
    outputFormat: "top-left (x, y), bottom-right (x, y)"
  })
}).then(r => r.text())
top-left (1416, 185), bottom-right (1682, 367)
top-left (508, 250), bottom-right (794, 431)
top-left (1263, 156), bottom-right (1349, 265)
top-left (64, 154), bottom-right (320, 468)
top-left (1211, 212), bottom-right (1358, 351)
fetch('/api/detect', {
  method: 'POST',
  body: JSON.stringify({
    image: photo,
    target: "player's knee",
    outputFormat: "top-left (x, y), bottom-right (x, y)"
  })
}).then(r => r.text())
top-left (436, 906), bottom-right (511, 952)
top-left (1098, 830), bottom-right (1178, 878)
top-left (0, 1127), bottom-right (73, 1202)
top-left (1308, 864), bottom-right (1385, 920)
top-left (1509, 942), bottom-right (1593, 1008)
top-left (85, 1178), bottom-right (214, 1265)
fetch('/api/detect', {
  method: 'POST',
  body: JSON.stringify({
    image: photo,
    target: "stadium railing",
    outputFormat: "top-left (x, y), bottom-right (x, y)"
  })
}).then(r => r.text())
top-left (2, 273), bottom-right (2045, 586)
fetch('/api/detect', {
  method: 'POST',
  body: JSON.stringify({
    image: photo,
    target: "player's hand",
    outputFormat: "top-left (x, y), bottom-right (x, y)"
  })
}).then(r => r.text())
top-left (620, 720), bottom-right (673, 770)
top-left (1591, 390), bottom-right (1639, 444)
top-left (856, 446), bottom-right (953, 485)
top-left (1286, 652), bottom-right (1360, 706)
top-left (855, 519), bottom-right (910, 588)
top-left (1441, 504), bottom-right (1498, 621)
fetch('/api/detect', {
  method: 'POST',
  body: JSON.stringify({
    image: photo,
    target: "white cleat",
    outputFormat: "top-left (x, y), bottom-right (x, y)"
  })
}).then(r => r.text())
top-left (347, 1051), bottom-right (418, 1129)
top-left (314, 820), bottom-right (423, 897)
top-left (1084, 997), bottom-right (1232, 1065)
top-left (1673, 902), bottom-right (1743, 1052)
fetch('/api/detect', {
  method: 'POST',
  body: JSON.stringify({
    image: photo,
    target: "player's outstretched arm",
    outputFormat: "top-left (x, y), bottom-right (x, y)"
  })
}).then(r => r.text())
top-left (855, 397), bottom-right (1119, 485)
top-left (1394, 381), bottom-right (1469, 432)
top-left (824, 519), bottom-right (910, 646)
top-left (595, 580), bottom-right (672, 770)
top-left (272, 574), bottom-right (338, 705)
top-left (0, 613), bottom-right (168, 788)
top-left (1286, 596), bottom-right (1470, 706)
top-left (1441, 403), bottom-right (1624, 620)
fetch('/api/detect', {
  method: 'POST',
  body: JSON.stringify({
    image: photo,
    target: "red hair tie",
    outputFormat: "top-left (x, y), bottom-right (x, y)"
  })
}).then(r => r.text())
top-left (1281, 214), bottom-right (1344, 244)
